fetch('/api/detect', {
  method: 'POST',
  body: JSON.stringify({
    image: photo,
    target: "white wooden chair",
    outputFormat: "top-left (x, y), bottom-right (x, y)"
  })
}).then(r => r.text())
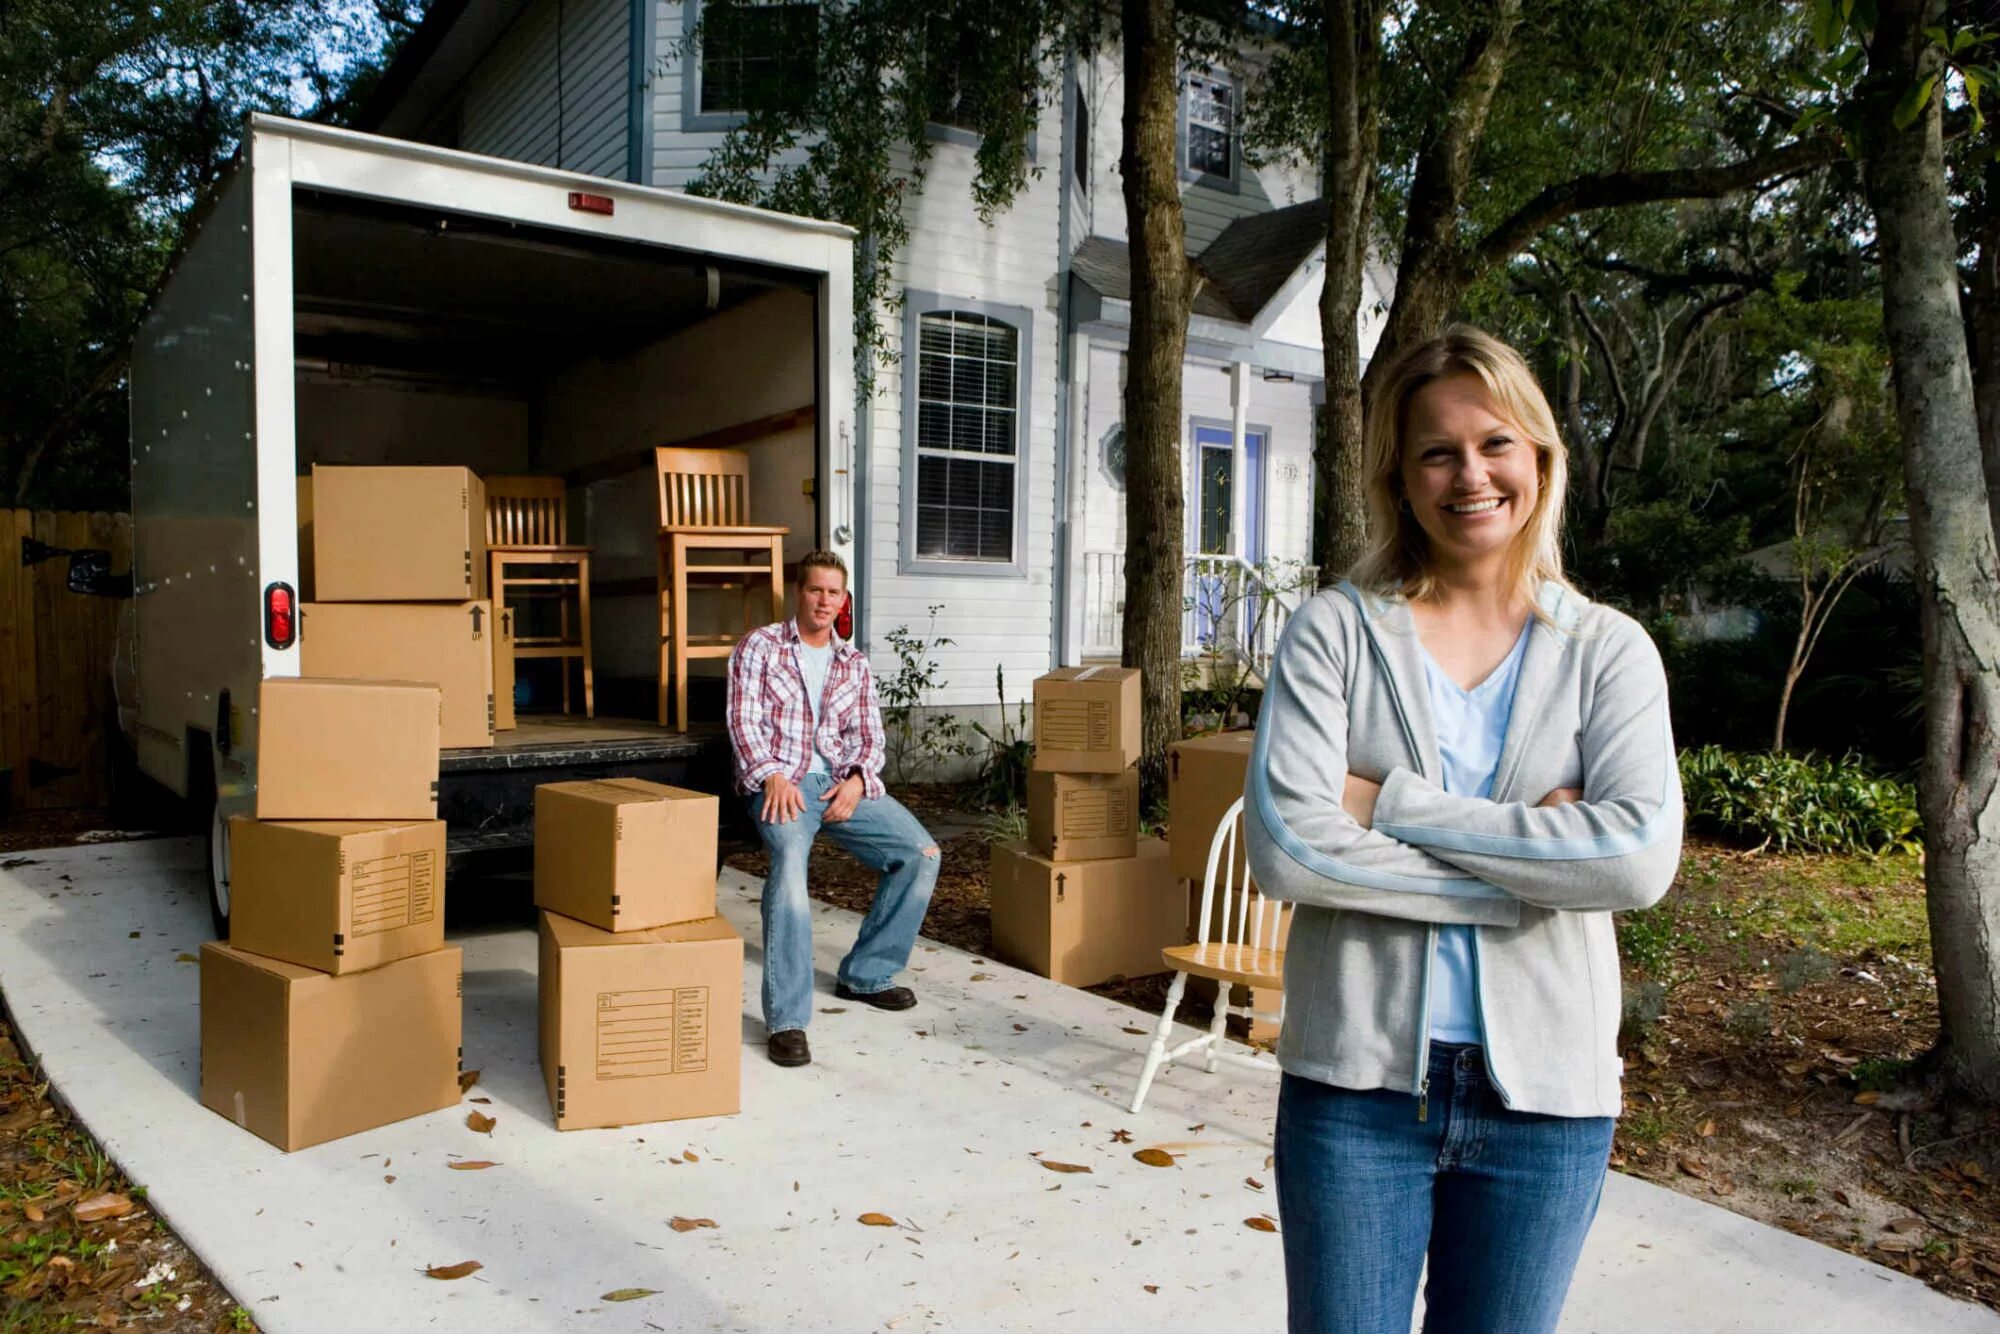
top-left (1130, 796), bottom-right (1287, 1113)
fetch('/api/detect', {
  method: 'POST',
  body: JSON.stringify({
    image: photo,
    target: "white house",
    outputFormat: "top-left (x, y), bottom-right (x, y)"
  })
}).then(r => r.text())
top-left (354, 0), bottom-right (1392, 715)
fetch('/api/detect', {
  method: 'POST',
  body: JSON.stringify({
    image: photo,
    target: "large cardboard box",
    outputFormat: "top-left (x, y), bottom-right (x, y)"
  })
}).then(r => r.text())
top-left (312, 465), bottom-right (487, 602)
top-left (1168, 731), bottom-right (1256, 884)
top-left (255, 678), bottom-right (440, 820)
top-left (1032, 667), bottom-right (1141, 773)
top-left (299, 601), bottom-right (495, 749)
top-left (199, 942), bottom-right (462, 1152)
top-left (988, 836), bottom-right (1181, 988)
top-left (493, 606), bottom-right (516, 731)
top-left (534, 779), bottom-right (718, 932)
top-left (539, 911), bottom-right (742, 1130)
top-left (227, 816), bottom-right (445, 975)
top-left (1027, 769), bottom-right (1139, 863)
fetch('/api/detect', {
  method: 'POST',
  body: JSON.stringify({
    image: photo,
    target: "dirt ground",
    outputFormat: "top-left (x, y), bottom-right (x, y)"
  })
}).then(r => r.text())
top-left (729, 786), bottom-right (2000, 1315)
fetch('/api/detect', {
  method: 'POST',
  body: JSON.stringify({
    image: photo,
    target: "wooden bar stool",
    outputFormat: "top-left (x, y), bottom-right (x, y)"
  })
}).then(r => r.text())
top-left (654, 447), bottom-right (788, 730)
top-left (484, 475), bottom-right (594, 718)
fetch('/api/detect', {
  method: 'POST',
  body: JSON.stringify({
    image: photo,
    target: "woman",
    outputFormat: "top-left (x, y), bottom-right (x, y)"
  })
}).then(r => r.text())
top-left (1244, 326), bottom-right (1682, 1334)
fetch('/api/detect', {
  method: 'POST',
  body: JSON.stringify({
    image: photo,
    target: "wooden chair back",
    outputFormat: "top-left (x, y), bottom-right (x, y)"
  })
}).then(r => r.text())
top-left (655, 447), bottom-right (752, 529)
top-left (485, 475), bottom-right (569, 547)
top-left (1192, 797), bottom-right (1290, 957)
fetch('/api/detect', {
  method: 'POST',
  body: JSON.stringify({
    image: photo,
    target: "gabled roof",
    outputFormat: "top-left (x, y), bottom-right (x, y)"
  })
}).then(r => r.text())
top-left (1071, 237), bottom-right (1243, 321)
top-left (1191, 199), bottom-right (1328, 322)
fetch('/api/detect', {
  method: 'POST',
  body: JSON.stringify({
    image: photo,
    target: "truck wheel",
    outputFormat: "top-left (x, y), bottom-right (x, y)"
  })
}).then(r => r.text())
top-left (206, 799), bottom-right (232, 941)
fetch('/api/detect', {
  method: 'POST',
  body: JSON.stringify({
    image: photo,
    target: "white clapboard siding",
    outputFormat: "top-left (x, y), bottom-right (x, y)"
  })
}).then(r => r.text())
top-left (461, 0), bottom-right (631, 180)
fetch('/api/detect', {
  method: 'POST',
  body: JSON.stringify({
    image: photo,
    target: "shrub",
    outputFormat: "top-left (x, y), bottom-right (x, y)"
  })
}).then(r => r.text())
top-left (1678, 746), bottom-right (1921, 857)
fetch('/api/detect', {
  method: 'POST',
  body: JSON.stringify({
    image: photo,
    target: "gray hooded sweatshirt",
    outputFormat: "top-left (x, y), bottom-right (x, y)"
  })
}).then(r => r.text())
top-left (1243, 580), bottom-right (1682, 1119)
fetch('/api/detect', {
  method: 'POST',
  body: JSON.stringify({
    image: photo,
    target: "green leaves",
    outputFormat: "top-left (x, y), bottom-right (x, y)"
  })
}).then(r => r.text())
top-left (1679, 747), bottom-right (1921, 857)
top-left (1891, 74), bottom-right (1939, 131)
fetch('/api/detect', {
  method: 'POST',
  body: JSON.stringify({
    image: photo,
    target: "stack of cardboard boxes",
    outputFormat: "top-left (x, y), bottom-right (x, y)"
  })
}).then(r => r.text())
top-left (200, 677), bottom-right (463, 1151)
top-left (297, 465), bottom-right (506, 746)
top-left (1166, 731), bottom-right (1284, 1040)
top-left (988, 668), bottom-right (1185, 988)
top-left (533, 778), bottom-right (743, 1130)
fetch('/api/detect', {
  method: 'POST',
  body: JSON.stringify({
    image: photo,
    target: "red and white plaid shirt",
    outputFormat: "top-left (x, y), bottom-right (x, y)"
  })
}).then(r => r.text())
top-left (726, 618), bottom-right (887, 799)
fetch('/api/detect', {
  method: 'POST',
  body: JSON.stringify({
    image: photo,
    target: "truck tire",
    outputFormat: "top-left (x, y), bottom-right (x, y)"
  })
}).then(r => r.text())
top-left (206, 799), bottom-right (232, 941)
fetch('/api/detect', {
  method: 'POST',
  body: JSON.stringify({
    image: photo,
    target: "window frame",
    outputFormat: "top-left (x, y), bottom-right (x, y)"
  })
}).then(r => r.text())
top-left (680, 0), bottom-right (819, 133)
top-left (1178, 67), bottom-right (1240, 193)
top-left (899, 292), bottom-right (1035, 579)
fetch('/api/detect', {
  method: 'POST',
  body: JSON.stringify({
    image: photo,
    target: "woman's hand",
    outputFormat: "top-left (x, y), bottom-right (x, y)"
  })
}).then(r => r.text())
top-left (1342, 774), bottom-right (1383, 828)
top-left (1539, 787), bottom-right (1583, 807)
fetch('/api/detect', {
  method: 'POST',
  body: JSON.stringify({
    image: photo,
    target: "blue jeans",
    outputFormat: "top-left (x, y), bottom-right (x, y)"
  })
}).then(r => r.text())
top-left (1275, 1045), bottom-right (1613, 1334)
top-left (746, 772), bottom-right (939, 1034)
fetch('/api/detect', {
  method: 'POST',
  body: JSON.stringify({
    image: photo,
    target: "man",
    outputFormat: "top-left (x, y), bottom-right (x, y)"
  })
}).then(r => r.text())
top-left (725, 550), bottom-right (940, 1067)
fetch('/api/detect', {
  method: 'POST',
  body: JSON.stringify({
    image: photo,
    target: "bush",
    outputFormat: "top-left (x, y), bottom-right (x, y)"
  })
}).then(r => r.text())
top-left (1679, 745), bottom-right (1921, 857)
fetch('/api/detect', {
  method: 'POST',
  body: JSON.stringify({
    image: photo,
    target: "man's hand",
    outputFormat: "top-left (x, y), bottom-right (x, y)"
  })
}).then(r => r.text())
top-left (821, 773), bottom-right (865, 824)
top-left (1539, 787), bottom-right (1583, 808)
top-left (761, 775), bottom-right (806, 824)
top-left (1342, 774), bottom-right (1383, 829)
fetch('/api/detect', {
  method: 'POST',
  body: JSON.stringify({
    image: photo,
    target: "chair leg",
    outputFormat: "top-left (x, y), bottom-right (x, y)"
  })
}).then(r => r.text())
top-left (1205, 983), bottom-right (1231, 1074)
top-left (767, 536), bottom-right (783, 625)
top-left (672, 536), bottom-right (691, 732)
top-left (578, 558), bottom-right (595, 720)
top-left (559, 597), bottom-right (572, 715)
top-left (1131, 971), bottom-right (1191, 1114)
top-left (657, 539), bottom-right (670, 727)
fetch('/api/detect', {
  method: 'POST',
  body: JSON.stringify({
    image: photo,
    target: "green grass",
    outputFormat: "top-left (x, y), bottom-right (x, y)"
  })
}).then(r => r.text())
top-left (1619, 903), bottom-right (1697, 978)
top-left (1670, 847), bottom-right (1929, 962)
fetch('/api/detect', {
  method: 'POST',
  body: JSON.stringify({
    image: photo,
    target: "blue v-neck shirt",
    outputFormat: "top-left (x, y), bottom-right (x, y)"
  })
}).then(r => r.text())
top-left (1419, 620), bottom-right (1533, 1045)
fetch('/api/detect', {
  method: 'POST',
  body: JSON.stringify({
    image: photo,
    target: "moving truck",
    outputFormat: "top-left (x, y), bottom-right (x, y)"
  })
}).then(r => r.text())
top-left (126, 115), bottom-right (857, 933)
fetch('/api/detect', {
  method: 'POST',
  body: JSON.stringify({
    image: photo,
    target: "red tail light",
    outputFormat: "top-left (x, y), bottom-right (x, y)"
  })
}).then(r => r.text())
top-left (836, 591), bottom-right (853, 640)
top-left (265, 582), bottom-right (296, 649)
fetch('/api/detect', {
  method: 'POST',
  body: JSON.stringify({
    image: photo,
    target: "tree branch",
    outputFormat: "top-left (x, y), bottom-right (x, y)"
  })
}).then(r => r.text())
top-left (1466, 134), bottom-right (1847, 281)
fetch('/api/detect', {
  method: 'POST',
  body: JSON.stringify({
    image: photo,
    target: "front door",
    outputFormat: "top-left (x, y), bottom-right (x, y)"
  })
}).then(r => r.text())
top-left (1189, 423), bottom-right (1266, 649)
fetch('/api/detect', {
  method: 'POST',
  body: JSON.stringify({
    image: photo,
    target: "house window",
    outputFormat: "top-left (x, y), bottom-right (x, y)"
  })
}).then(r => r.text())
top-left (696, 0), bottom-right (817, 118)
top-left (1184, 70), bottom-right (1236, 183)
top-left (910, 308), bottom-right (1024, 565)
top-left (1196, 433), bottom-right (1233, 555)
top-left (925, 17), bottom-right (990, 133)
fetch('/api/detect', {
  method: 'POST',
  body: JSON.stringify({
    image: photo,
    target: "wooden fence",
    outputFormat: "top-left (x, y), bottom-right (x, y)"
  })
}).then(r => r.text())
top-left (0, 511), bottom-right (132, 815)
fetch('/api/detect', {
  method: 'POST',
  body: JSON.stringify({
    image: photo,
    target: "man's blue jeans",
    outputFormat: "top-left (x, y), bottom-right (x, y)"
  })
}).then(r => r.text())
top-left (1275, 1044), bottom-right (1614, 1334)
top-left (746, 772), bottom-right (939, 1034)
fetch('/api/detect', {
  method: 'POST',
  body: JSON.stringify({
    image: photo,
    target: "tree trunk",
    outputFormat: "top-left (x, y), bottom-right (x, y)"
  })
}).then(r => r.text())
top-left (1968, 155), bottom-right (2000, 541)
top-left (1361, 0), bottom-right (1522, 401)
top-left (1313, 0), bottom-right (1384, 585)
top-left (1120, 0), bottom-right (1193, 793)
top-left (1861, 0), bottom-right (2000, 1101)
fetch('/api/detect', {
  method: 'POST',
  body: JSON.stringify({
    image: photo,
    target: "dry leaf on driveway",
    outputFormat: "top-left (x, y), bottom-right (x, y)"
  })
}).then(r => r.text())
top-left (447, 1161), bottom-right (499, 1171)
top-left (1133, 1149), bottom-right (1176, 1168)
top-left (669, 1217), bottom-right (718, 1232)
top-left (73, 1193), bottom-right (133, 1223)
top-left (1244, 1217), bottom-right (1278, 1233)
top-left (459, 1070), bottom-right (480, 1093)
top-left (425, 1261), bottom-right (482, 1280)
top-left (603, 1288), bottom-right (658, 1301)
top-left (857, 1213), bottom-right (897, 1227)
top-left (466, 1111), bottom-right (495, 1135)
top-left (1038, 1159), bottom-right (1092, 1174)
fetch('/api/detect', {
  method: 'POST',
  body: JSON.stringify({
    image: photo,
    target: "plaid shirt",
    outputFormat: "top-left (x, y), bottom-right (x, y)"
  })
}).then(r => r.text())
top-left (726, 618), bottom-right (887, 799)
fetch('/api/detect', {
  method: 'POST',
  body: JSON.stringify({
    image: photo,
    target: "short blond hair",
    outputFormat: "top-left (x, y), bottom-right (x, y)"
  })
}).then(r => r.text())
top-left (1349, 325), bottom-right (1573, 609)
top-left (795, 549), bottom-right (848, 588)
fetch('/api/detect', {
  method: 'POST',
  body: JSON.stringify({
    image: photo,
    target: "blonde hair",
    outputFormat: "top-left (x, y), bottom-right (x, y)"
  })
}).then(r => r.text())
top-left (795, 549), bottom-right (848, 588)
top-left (1348, 324), bottom-right (1573, 608)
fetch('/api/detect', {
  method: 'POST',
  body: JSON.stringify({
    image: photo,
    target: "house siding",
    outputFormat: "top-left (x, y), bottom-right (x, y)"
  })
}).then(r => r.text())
top-left (461, 0), bottom-right (630, 179)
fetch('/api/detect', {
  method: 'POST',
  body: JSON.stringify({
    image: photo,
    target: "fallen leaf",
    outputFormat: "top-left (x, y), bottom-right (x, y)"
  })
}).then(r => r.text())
top-left (1264, 1154), bottom-right (1275, 1170)
top-left (1697, 1119), bottom-right (1716, 1138)
top-left (458, 1070), bottom-right (480, 1093)
top-left (1110, 1130), bottom-right (1134, 1144)
top-left (1783, 1060), bottom-right (1814, 1076)
top-left (1187, 1124), bottom-right (1206, 1133)
top-left (426, 1261), bottom-right (482, 1280)
top-left (969, 973), bottom-right (993, 981)
top-left (602, 1288), bottom-right (658, 1301)
top-left (669, 1217), bottom-right (718, 1232)
top-left (1144, 1284), bottom-right (1160, 1294)
top-left (685, 1151), bottom-right (699, 1163)
top-left (23, 1202), bottom-right (43, 1223)
top-left (73, 1193), bottom-right (133, 1223)
top-left (1964, 1160), bottom-right (1986, 1181)
top-left (1887, 1215), bottom-right (1926, 1233)
top-left (1244, 1217), bottom-right (1278, 1233)
top-left (1677, 1157), bottom-right (1710, 1181)
top-left (174, 953), bottom-right (198, 963)
top-left (1875, 1235), bottom-right (1920, 1254)
top-left (1039, 1160), bottom-right (1092, 1174)
top-left (857, 1213), bottom-right (897, 1228)
top-left (1245, 1178), bottom-right (1264, 1191)
top-left (1134, 1149), bottom-right (1176, 1169)
top-left (127, 931), bottom-right (140, 939)
top-left (1854, 1091), bottom-right (1881, 1105)
top-left (1012, 1024), bottom-right (1028, 1033)
top-left (384, 1175), bottom-right (396, 1184)
top-left (1121, 1027), bottom-right (1148, 1036)
top-left (447, 1161), bottom-right (499, 1171)
top-left (1833, 1189), bottom-right (1853, 1206)
top-left (466, 1111), bottom-right (495, 1135)
top-left (469, 1097), bottom-right (491, 1105)
top-left (1710, 1178), bottom-right (1737, 1197)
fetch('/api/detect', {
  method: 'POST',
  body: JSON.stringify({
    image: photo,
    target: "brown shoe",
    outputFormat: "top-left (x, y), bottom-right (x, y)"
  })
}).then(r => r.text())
top-left (835, 983), bottom-right (917, 1011)
top-left (767, 1029), bottom-right (811, 1067)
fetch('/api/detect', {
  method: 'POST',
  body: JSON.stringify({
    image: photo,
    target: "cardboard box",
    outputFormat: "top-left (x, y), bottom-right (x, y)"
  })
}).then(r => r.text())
top-left (1032, 667), bottom-right (1141, 773)
top-left (1027, 769), bottom-right (1139, 862)
top-left (227, 816), bottom-right (445, 975)
top-left (299, 600), bottom-right (495, 749)
top-left (1168, 731), bottom-right (1256, 884)
top-left (311, 465), bottom-right (487, 602)
top-left (200, 942), bottom-right (462, 1151)
top-left (988, 836), bottom-right (1181, 988)
top-left (255, 678), bottom-right (440, 820)
top-left (493, 606), bottom-right (516, 731)
top-left (539, 911), bottom-right (742, 1130)
top-left (534, 779), bottom-right (718, 932)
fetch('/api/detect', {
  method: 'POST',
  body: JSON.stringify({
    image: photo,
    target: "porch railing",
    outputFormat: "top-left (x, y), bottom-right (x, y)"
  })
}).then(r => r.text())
top-left (1080, 550), bottom-right (1318, 678)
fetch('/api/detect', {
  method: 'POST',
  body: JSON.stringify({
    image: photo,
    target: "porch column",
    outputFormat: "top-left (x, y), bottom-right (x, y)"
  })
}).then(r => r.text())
top-left (1063, 331), bottom-right (1092, 666)
top-left (1229, 361), bottom-right (1251, 561)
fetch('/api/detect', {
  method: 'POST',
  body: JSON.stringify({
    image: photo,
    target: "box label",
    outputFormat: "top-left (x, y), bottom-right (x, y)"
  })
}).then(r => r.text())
top-left (352, 850), bottom-right (438, 937)
top-left (1041, 699), bottom-right (1110, 751)
top-left (1058, 787), bottom-right (1132, 837)
top-left (595, 986), bottom-right (711, 1080)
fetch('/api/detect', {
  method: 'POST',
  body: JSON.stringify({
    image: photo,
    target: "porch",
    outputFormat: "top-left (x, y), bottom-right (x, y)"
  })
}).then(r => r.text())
top-left (1079, 551), bottom-right (1318, 680)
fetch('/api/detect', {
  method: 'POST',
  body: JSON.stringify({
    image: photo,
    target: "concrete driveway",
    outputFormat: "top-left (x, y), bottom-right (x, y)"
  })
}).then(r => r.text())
top-left (0, 836), bottom-right (1993, 1334)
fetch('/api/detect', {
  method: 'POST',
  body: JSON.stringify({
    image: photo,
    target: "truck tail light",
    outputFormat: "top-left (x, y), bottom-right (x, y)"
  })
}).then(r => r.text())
top-left (265, 582), bottom-right (297, 649)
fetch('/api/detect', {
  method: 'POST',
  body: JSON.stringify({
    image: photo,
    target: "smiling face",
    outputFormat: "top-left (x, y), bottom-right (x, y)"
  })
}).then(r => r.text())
top-left (1397, 372), bottom-right (1543, 582)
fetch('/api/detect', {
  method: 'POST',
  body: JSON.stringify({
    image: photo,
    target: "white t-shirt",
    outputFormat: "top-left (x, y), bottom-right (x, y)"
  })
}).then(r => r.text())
top-left (796, 632), bottom-right (834, 776)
